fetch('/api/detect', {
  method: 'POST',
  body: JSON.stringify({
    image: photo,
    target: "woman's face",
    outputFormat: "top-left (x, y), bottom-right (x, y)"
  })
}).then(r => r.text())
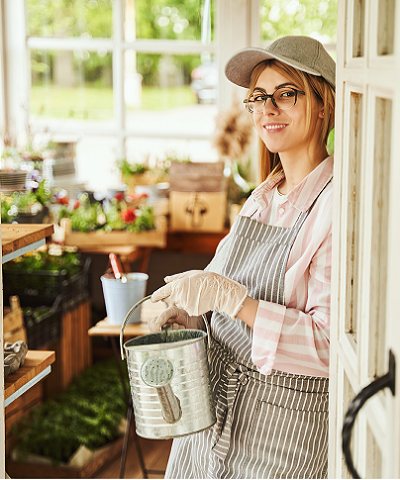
top-left (251, 66), bottom-right (323, 157)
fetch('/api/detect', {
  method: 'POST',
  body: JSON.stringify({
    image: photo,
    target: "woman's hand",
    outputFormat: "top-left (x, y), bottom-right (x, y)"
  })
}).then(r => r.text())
top-left (151, 270), bottom-right (248, 318)
top-left (148, 305), bottom-right (201, 333)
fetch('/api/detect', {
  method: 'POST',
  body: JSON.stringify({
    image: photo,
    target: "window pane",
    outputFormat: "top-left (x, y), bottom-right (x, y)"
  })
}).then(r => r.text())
top-left (260, 0), bottom-right (337, 44)
top-left (77, 136), bottom-right (119, 190)
top-left (29, 49), bottom-right (114, 123)
top-left (125, 137), bottom-right (218, 166)
top-left (125, 52), bottom-right (218, 160)
top-left (27, 0), bottom-right (113, 38)
top-left (131, 0), bottom-right (214, 41)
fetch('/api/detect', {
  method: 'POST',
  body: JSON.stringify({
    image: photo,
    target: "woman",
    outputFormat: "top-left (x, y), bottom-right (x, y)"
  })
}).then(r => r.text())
top-left (150, 35), bottom-right (335, 479)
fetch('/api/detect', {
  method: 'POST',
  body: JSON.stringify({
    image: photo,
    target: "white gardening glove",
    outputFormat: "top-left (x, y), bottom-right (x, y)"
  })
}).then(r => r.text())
top-left (151, 270), bottom-right (248, 319)
top-left (148, 305), bottom-right (201, 333)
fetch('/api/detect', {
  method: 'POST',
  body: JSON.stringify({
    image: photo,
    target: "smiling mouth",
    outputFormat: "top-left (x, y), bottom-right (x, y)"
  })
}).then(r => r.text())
top-left (263, 124), bottom-right (288, 132)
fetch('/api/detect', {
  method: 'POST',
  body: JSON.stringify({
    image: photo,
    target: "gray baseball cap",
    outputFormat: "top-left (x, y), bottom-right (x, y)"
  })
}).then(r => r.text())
top-left (225, 35), bottom-right (336, 89)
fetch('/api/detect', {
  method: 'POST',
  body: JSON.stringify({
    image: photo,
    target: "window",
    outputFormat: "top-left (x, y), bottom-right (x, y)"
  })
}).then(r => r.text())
top-left (25, 0), bottom-right (217, 190)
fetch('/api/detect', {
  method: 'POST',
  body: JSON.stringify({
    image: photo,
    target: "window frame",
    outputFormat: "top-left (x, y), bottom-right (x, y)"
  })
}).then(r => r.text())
top-left (24, 0), bottom-right (216, 158)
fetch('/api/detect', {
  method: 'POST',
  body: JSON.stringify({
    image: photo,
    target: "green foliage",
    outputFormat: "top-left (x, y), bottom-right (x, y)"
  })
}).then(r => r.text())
top-left (59, 193), bottom-right (156, 233)
top-left (1, 147), bottom-right (21, 160)
top-left (27, 0), bottom-right (113, 38)
top-left (13, 359), bottom-right (128, 465)
top-left (3, 250), bottom-right (82, 278)
top-left (27, 0), bottom-right (213, 90)
top-left (327, 128), bottom-right (335, 155)
top-left (165, 151), bottom-right (191, 163)
top-left (0, 179), bottom-right (54, 223)
top-left (126, 205), bottom-right (156, 232)
top-left (30, 85), bottom-right (197, 119)
top-left (260, 0), bottom-right (338, 43)
top-left (117, 159), bottom-right (148, 176)
top-left (134, 0), bottom-right (212, 42)
top-left (60, 199), bottom-right (104, 233)
top-left (1, 199), bottom-right (12, 223)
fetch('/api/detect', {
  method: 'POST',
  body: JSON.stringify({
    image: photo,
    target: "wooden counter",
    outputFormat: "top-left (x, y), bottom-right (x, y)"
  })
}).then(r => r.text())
top-left (1, 224), bottom-right (54, 263)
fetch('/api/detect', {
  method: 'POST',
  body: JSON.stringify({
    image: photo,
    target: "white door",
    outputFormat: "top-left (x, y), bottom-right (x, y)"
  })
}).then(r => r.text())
top-left (329, 0), bottom-right (400, 478)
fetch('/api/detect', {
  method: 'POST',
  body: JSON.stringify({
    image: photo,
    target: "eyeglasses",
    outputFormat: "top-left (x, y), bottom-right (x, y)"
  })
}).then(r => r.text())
top-left (243, 87), bottom-right (306, 113)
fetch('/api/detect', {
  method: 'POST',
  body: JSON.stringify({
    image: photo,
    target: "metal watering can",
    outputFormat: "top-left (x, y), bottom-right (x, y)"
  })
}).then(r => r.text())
top-left (120, 295), bottom-right (216, 439)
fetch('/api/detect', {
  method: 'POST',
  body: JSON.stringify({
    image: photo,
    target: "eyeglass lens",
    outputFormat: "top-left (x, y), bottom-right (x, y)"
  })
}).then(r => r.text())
top-left (247, 87), bottom-right (299, 112)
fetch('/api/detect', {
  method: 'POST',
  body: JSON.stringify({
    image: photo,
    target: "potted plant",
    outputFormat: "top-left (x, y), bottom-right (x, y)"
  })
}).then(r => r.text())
top-left (1, 173), bottom-right (54, 224)
top-left (117, 157), bottom-right (168, 193)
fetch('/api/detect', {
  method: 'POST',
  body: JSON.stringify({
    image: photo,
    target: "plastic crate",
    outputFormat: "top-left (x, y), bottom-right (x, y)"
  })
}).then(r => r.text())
top-left (23, 295), bottom-right (63, 349)
top-left (3, 257), bottom-right (91, 310)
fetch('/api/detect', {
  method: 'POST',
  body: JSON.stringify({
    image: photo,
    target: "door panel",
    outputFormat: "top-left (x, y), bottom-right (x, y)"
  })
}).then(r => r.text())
top-left (330, 0), bottom-right (399, 477)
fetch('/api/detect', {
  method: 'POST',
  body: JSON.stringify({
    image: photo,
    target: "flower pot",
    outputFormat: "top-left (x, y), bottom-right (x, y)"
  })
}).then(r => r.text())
top-left (122, 172), bottom-right (159, 193)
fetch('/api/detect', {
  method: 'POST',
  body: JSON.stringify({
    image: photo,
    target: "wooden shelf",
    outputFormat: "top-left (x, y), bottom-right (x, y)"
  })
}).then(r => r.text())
top-left (1, 224), bottom-right (54, 263)
top-left (4, 350), bottom-right (56, 407)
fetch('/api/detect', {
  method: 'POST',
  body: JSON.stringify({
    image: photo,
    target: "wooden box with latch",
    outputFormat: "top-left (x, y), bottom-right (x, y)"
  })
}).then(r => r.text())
top-left (169, 191), bottom-right (226, 232)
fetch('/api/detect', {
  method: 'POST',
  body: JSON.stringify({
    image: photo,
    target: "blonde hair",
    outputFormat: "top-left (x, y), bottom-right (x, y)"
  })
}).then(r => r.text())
top-left (248, 60), bottom-right (335, 182)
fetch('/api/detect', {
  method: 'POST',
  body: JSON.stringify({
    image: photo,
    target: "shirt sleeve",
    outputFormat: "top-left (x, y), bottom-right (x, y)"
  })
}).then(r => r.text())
top-left (251, 231), bottom-right (332, 376)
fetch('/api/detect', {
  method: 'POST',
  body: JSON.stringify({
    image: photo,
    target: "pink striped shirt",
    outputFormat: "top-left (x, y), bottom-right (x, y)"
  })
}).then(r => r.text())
top-left (239, 155), bottom-right (333, 378)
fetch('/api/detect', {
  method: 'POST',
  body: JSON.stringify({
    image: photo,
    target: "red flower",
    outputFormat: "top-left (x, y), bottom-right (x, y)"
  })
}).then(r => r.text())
top-left (114, 193), bottom-right (124, 202)
top-left (57, 197), bottom-right (69, 205)
top-left (73, 200), bottom-right (81, 209)
top-left (120, 208), bottom-right (136, 224)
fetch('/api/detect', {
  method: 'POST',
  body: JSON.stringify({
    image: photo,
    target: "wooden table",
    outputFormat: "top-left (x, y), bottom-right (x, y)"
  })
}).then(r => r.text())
top-left (1, 224), bottom-right (54, 263)
top-left (88, 298), bottom-right (166, 339)
top-left (88, 299), bottom-right (167, 479)
top-left (5, 350), bottom-right (56, 407)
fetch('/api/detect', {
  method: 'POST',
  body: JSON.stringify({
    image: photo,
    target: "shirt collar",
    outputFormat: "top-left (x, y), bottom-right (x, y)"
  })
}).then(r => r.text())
top-left (251, 155), bottom-right (334, 212)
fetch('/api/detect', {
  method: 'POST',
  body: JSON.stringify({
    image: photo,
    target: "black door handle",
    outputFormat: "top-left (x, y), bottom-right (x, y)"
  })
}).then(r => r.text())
top-left (342, 350), bottom-right (396, 479)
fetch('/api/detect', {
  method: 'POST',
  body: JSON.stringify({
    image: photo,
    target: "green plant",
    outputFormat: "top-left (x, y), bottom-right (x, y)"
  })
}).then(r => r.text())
top-left (117, 158), bottom-right (148, 176)
top-left (1, 147), bottom-right (20, 160)
top-left (1, 196), bottom-right (13, 223)
top-left (4, 250), bottom-right (82, 278)
top-left (12, 359), bottom-right (128, 465)
top-left (165, 151), bottom-right (191, 164)
top-left (58, 193), bottom-right (156, 233)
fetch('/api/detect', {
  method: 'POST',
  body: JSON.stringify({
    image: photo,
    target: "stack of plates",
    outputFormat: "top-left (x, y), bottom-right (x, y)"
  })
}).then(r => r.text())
top-left (0, 170), bottom-right (28, 193)
top-left (52, 159), bottom-right (76, 177)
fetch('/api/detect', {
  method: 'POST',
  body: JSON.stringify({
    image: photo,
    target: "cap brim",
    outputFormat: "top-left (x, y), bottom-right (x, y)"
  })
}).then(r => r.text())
top-left (225, 47), bottom-right (321, 89)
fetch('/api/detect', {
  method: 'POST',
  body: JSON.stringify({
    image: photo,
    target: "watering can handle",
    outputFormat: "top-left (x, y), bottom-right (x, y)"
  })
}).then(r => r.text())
top-left (119, 296), bottom-right (213, 360)
top-left (120, 295), bottom-right (152, 360)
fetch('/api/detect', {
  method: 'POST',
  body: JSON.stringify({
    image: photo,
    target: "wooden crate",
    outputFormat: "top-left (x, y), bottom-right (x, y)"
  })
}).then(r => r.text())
top-left (3, 296), bottom-right (27, 345)
top-left (6, 435), bottom-right (124, 479)
top-left (170, 191), bottom-right (227, 232)
top-left (169, 161), bottom-right (226, 192)
top-left (61, 215), bottom-right (167, 248)
top-left (42, 299), bottom-right (92, 398)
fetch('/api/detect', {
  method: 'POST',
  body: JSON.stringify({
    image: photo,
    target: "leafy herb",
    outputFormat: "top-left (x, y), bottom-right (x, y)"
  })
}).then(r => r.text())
top-left (12, 360), bottom-right (128, 465)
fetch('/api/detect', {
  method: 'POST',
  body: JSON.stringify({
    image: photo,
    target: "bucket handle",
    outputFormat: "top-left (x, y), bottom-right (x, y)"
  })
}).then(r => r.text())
top-left (120, 295), bottom-right (151, 360)
top-left (120, 295), bottom-right (212, 360)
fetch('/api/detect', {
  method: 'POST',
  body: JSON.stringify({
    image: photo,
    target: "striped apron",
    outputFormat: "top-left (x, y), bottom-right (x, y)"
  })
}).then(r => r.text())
top-left (165, 183), bottom-right (330, 479)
